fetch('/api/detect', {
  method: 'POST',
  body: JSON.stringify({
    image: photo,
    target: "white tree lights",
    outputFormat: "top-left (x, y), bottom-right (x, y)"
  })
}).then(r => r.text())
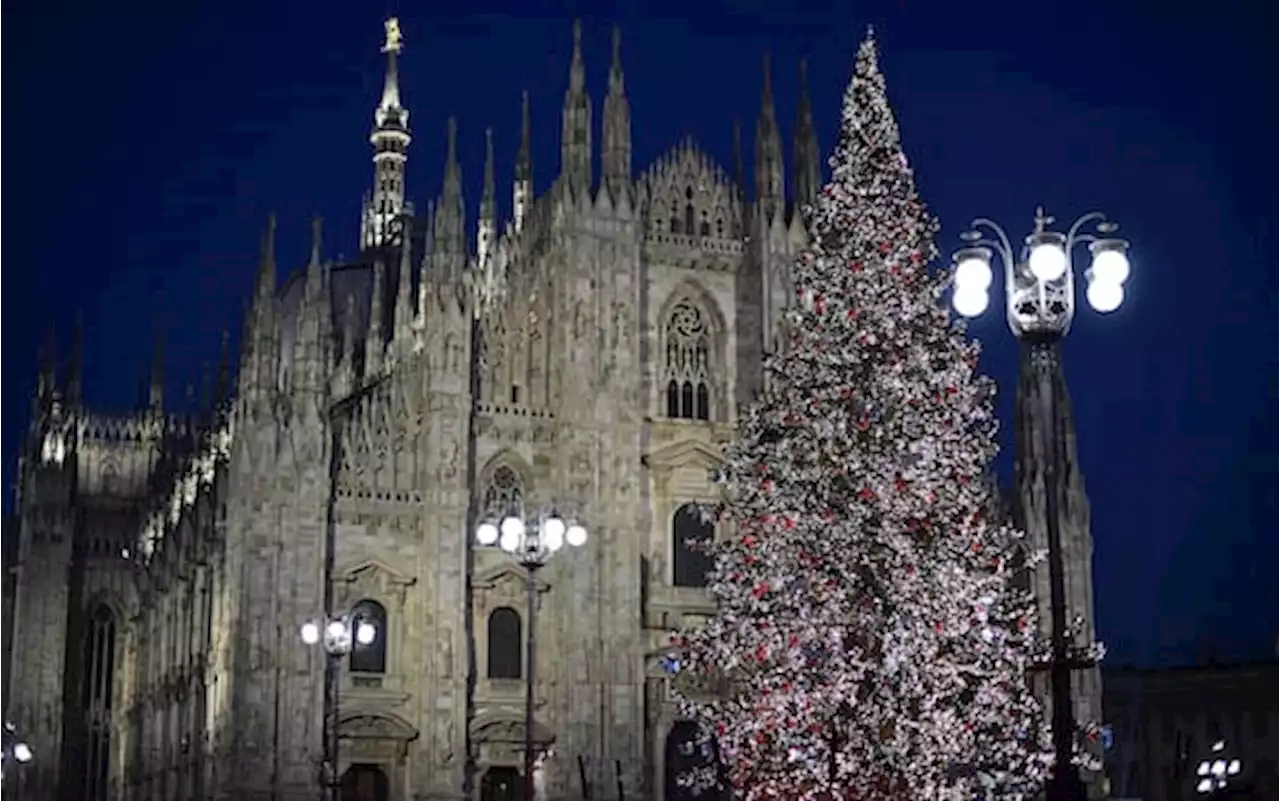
top-left (950, 208), bottom-right (1132, 334)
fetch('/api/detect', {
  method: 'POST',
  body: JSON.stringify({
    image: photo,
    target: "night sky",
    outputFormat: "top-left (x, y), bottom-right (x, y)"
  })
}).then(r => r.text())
top-left (3, 0), bottom-right (1274, 668)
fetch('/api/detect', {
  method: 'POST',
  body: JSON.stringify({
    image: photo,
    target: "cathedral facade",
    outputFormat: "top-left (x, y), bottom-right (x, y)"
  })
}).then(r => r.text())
top-left (5, 18), bottom-right (823, 801)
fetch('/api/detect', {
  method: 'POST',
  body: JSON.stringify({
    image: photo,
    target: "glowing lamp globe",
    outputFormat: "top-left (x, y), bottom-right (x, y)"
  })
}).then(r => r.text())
top-left (1028, 241), bottom-right (1068, 282)
top-left (566, 524), bottom-right (588, 547)
top-left (475, 521), bottom-right (499, 546)
top-left (12, 742), bottom-right (32, 764)
top-left (326, 619), bottom-right (348, 640)
top-left (543, 515), bottom-right (566, 552)
top-left (954, 255), bottom-right (993, 292)
top-left (1086, 278), bottom-right (1124, 313)
top-left (300, 621), bottom-right (321, 645)
top-left (1090, 246), bottom-right (1131, 286)
top-left (356, 621), bottom-right (377, 646)
top-left (952, 286), bottom-right (989, 318)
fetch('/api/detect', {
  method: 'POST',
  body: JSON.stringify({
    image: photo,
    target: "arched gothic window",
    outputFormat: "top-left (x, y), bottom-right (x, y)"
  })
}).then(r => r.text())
top-left (487, 607), bottom-right (523, 679)
top-left (672, 503), bottom-right (715, 588)
top-left (663, 300), bottom-right (714, 421)
top-left (349, 599), bottom-right (388, 675)
top-left (78, 604), bottom-right (117, 801)
top-left (483, 465), bottom-right (524, 519)
top-left (664, 720), bottom-right (727, 801)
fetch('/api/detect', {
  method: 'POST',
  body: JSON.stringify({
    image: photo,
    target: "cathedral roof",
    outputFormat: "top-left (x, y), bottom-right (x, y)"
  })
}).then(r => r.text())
top-left (640, 138), bottom-right (742, 242)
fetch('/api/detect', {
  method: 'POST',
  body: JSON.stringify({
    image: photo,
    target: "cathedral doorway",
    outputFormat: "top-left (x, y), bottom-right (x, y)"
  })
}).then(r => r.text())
top-left (480, 765), bottom-right (522, 801)
top-left (664, 721), bottom-right (727, 801)
top-left (341, 763), bottom-right (390, 801)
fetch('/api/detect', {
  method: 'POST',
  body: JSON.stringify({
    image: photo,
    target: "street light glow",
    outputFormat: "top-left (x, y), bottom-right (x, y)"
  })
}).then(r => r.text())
top-left (955, 254), bottom-right (993, 292)
top-left (476, 521), bottom-right (499, 546)
top-left (356, 621), bottom-right (377, 646)
top-left (952, 286), bottom-right (989, 318)
top-left (1085, 278), bottom-right (1124, 313)
top-left (566, 523), bottom-right (588, 548)
top-left (1028, 240), bottom-right (1068, 283)
top-left (12, 742), bottom-right (31, 764)
top-left (1089, 244), bottom-right (1131, 286)
top-left (300, 621), bottom-right (321, 645)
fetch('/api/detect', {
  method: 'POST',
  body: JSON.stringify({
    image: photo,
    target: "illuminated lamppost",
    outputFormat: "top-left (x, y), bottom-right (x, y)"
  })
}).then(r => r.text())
top-left (1, 721), bottom-right (33, 799)
top-left (1195, 739), bottom-right (1243, 797)
top-left (950, 207), bottom-right (1133, 801)
top-left (300, 609), bottom-right (379, 801)
top-left (475, 505), bottom-right (588, 801)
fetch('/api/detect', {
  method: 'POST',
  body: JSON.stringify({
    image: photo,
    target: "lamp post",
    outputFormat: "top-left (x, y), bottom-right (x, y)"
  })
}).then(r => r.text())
top-left (1195, 739), bottom-right (1243, 798)
top-left (1, 721), bottom-right (33, 799)
top-left (950, 207), bottom-right (1132, 801)
top-left (475, 505), bottom-right (588, 801)
top-left (300, 609), bottom-right (379, 801)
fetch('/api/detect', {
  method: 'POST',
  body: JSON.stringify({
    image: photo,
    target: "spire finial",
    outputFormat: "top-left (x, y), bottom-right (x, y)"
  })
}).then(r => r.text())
top-left (569, 19), bottom-right (585, 90)
top-left (866, 23), bottom-right (876, 40)
top-left (447, 116), bottom-right (458, 163)
top-left (383, 17), bottom-right (404, 55)
top-left (309, 217), bottom-right (324, 266)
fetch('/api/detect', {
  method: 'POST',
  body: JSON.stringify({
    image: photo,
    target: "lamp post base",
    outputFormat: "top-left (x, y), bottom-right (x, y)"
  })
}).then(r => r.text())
top-left (1046, 769), bottom-right (1090, 801)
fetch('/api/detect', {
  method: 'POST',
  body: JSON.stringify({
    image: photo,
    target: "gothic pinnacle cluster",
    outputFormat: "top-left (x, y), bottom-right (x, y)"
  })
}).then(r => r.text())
top-left (357, 17), bottom-right (822, 261)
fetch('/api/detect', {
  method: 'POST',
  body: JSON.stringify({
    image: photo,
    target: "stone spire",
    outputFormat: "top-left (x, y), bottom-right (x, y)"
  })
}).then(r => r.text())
top-left (432, 117), bottom-right (466, 280)
top-left (1013, 337), bottom-right (1106, 798)
top-left (514, 91), bottom-right (533, 233)
top-left (478, 127), bottom-right (496, 270)
top-left (66, 315), bottom-right (83, 407)
top-left (294, 217), bottom-right (332, 393)
top-left (755, 53), bottom-right (785, 222)
top-left (732, 117), bottom-right (745, 200)
top-left (601, 25), bottom-right (631, 202)
top-left (148, 321), bottom-right (165, 414)
top-left (791, 58), bottom-right (821, 206)
top-left (395, 213), bottom-right (415, 342)
top-left (361, 17), bottom-right (412, 250)
top-left (366, 259), bottom-right (386, 374)
top-left (560, 19), bottom-right (592, 196)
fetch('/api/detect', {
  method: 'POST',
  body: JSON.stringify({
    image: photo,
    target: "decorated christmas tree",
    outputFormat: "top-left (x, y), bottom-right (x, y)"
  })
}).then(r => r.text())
top-left (670, 32), bottom-right (1057, 800)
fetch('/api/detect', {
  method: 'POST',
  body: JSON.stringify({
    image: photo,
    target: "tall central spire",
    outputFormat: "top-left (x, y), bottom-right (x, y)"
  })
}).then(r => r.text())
top-left (792, 58), bottom-right (821, 205)
top-left (514, 91), bottom-right (532, 232)
top-left (560, 20), bottom-right (592, 196)
top-left (361, 17), bottom-right (412, 250)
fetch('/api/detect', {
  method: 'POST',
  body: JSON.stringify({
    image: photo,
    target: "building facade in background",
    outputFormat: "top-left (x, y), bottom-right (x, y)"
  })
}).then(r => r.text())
top-left (1104, 661), bottom-right (1278, 800)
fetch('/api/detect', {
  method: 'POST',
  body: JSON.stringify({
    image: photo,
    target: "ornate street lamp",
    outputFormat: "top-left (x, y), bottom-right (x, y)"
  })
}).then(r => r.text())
top-left (475, 505), bottom-right (588, 801)
top-left (300, 608), bottom-right (380, 801)
top-left (950, 208), bottom-right (1133, 801)
top-left (1195, 739), bottom-right (1243, 796)
top-left (950, 206), bottom-right (1131, 328)
top-left (1, 720), bottom-right (33, 798)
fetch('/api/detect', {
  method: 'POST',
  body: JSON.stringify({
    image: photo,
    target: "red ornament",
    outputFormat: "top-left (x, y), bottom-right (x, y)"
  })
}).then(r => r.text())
top-left (857, 487), bottom-right (876, 502)
top-left (813, 293), bottom-right (826, 315)
top-left (910, 251), bottom-right (921, 264)
top-left (879, 242), bottom-right (891, 254)
top-left (946, 385), bottom-right (958, 395)
top-left (893, 476), bottom-right (907, 493)
top-left (857, 417), bottom-right (870, 432)
top-left (850, 260), bottom-right (863, 272)
top-left (934, 622), bottom-right (944, 633)
top-left (752, 582), bottom-right (770, 599)
top-left (742, 535), bottom-right (757, 548)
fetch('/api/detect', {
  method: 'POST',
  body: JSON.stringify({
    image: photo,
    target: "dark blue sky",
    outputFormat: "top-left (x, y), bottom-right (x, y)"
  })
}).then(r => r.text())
top-left (4, 0), bottom-right (1275, 667)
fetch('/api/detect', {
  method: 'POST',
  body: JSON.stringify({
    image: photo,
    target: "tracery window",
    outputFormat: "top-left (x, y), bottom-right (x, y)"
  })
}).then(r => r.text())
top-left (79, 604), bottom-right (117, 801)
top-left (349, 599), bottom-right (388, 675)
top-left (672, 503), bottom-right (715, 588)
top-left (663, 301), bottom-right (714, 421)
top-left (487, 607), bottom-right (523, 679)
top-left (483, 465), bottom-right (524, 519)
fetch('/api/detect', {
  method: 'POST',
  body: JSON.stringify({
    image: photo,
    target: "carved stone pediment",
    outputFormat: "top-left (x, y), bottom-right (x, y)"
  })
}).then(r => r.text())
top-left (339, 558), bottom-right (417, 594)
top-left (470, 712), bottom-right (555, 747)
top-left (473, 564), bottom-right (549, 597)
top-left (339, 712), bottom-right (419, 741)
top-left (644, 439), bottom-right (722, 474)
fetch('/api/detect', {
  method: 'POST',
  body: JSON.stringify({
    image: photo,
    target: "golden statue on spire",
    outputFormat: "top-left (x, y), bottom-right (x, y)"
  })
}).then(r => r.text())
top-left (383, 17), bottom-right (403, 54)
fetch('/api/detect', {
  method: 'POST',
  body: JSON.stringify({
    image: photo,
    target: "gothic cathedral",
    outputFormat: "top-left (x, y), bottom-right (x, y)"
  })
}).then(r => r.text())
top-left (4, 18), bottom-right (827, 801)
